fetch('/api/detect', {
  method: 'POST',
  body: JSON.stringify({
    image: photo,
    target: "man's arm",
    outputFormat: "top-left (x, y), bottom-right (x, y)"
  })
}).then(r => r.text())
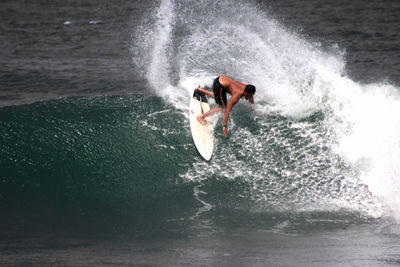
top-left (195, 86), bottom-right (214, 99)
top-left (222, 96), bottom-right (240, 137)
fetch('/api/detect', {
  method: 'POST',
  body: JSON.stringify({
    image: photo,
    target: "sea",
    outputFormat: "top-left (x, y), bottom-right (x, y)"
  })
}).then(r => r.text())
top-left (1, 0), bottom-right (400, 266)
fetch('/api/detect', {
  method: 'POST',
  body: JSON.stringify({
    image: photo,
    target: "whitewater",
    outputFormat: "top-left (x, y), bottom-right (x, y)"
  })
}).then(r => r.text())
top-left (133, 0), bottom-right (400, 221)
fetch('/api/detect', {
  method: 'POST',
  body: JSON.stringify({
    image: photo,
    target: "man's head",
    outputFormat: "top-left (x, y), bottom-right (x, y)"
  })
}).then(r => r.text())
top-left (244, 84), bottom-right (256, 104)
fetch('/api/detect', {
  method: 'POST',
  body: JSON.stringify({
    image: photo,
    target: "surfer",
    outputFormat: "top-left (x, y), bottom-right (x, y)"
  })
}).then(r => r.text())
top-left (195, 76), bottom-right (256, 137)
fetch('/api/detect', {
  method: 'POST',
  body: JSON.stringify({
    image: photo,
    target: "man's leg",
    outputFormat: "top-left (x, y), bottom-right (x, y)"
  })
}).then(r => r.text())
top-left (195, 87), bottom-right (215, 99)
top-left (197, 106), bottom-right (223, 125)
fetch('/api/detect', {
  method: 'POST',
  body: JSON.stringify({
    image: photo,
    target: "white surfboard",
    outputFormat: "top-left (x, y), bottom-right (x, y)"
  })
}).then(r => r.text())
top-left (190, 90), bottom-right (214, 161)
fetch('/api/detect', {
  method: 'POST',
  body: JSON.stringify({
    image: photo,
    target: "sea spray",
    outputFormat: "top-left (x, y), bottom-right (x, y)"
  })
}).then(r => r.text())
top-left (135, 0), bottom-right (400, 221)
top-left (146, 0), bottom-right (174, 91)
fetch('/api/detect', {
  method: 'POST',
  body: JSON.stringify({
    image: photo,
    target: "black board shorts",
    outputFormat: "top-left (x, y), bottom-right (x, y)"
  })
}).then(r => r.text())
top-left (212, 76), bottom-right (227, 107)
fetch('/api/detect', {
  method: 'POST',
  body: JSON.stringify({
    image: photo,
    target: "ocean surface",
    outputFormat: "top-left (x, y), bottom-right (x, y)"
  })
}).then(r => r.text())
top-left (1, 0), bottom-right (400, 266)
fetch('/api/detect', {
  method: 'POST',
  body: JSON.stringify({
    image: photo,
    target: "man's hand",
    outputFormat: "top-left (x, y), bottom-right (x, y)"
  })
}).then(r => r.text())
top-left (223, 126), bottom-right (228, 137)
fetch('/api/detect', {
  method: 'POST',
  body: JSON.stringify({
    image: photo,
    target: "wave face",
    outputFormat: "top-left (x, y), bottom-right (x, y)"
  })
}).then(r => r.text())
top-left (0, 95), bottom-right (202, 238)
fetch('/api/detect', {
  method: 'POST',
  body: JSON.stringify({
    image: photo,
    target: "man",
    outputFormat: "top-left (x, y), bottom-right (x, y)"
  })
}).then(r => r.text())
top-left (195, 76), bottom-right (256, 137)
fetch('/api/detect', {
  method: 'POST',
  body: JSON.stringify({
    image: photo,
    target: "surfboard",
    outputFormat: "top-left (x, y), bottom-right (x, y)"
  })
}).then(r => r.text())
top-left (190, 90), bottom-right (214, 161)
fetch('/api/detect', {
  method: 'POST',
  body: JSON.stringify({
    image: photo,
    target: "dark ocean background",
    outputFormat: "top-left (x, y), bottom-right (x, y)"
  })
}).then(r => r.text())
top-left (1, 0), bottom-right (400, 266)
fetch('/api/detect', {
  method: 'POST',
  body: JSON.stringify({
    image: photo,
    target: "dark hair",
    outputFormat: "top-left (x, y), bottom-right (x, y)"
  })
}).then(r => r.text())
top-left (245, 84), bottom-right (256, 94)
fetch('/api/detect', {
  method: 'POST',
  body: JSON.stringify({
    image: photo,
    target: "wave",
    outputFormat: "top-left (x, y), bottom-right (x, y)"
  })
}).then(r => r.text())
top-left (133, 0), bottom-right (400, 221)
top-left (1, 0), bottom-right (399, 235)
top-left (0, 96), bottom-right (191, 212)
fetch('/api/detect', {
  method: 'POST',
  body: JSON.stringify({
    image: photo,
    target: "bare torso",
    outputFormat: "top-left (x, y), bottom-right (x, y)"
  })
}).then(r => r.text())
top-left (219, 76), bottom-right (246, 100)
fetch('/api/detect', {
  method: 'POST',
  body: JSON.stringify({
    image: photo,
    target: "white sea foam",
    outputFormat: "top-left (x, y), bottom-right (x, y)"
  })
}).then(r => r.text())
top-left (135, 0), bottom-right (400, 221)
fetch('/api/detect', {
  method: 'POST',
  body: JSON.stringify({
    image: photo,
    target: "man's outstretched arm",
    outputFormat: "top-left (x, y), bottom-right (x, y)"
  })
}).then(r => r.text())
top-left (222, 97), bottom-right (240, 137)
top-left (195, 86), bottom-right (214, 99)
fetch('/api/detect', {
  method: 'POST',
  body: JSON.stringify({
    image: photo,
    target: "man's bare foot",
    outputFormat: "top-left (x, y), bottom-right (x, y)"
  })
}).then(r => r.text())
top-left (197, 116), bottom-right (207, 125)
